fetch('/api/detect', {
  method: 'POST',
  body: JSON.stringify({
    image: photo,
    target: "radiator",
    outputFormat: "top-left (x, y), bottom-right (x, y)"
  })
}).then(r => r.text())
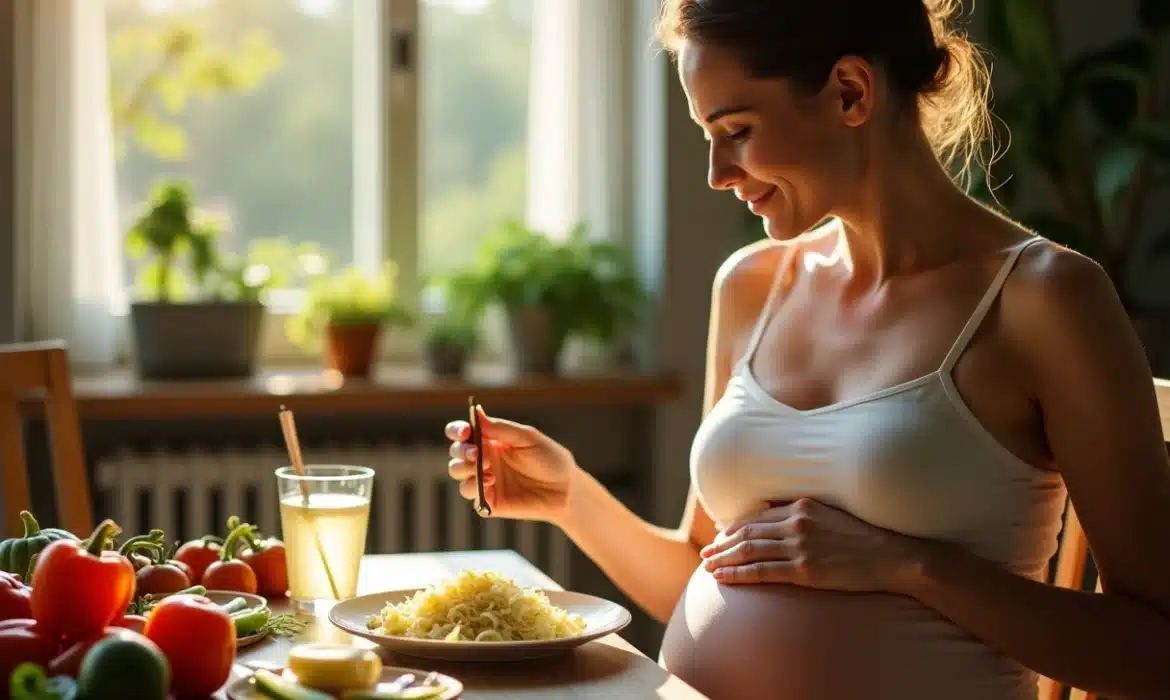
top-left (94, 443), bottom-right (573, 587)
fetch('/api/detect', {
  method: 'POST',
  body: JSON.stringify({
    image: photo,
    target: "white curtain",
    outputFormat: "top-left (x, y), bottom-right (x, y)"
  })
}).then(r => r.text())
top-left (14, 0), bottom-right (121, 369)
top-left (525, 0), bottom-right (622, 241)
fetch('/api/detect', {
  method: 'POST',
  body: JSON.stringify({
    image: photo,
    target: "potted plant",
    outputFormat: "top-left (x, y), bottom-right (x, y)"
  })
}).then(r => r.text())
top-left (447, 219), bottom-right (646, 375)
top-left (125, 179), bottom-right (292, 379)
top-left (423, 314), bottom-right (479, 378)
top-left (286, 261), bottom-right (414, 377)
top-left (971, 0), bottom-right (1170, 371)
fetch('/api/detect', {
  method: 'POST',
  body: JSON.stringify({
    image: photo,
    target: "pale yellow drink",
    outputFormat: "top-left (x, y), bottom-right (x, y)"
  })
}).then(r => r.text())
top-left (275, 465), bottom-right (375, 606)
top-left (280, 492), bottom-right (370, 600)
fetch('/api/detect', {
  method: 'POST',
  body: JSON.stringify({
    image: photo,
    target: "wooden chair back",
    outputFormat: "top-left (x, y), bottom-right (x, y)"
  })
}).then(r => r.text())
top-left (0, 341), bottom-right (93, 537)
top-left (1037, 502), bottom-right (1099, 700)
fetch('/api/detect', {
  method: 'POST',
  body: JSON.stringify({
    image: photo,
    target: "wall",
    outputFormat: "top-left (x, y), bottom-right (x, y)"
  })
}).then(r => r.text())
top-left (0, 2), bottom-right (16, 345)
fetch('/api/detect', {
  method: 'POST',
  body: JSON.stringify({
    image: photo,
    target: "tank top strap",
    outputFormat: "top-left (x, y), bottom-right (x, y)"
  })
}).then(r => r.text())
top-left (940, 236), bottom-right (1044, 372)
top-left (741, 246), bottom-right (796, 366)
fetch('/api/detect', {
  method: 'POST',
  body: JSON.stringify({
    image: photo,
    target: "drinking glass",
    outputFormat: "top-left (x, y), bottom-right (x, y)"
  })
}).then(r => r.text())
top-left (276, 465), bottom-right (374, 612)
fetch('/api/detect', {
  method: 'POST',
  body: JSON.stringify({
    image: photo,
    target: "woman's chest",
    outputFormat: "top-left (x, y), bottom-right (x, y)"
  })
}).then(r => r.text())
top-left (690, 376), bottom-right (1043, 540)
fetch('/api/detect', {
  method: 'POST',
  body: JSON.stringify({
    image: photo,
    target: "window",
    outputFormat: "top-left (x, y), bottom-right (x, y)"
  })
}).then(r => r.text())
top-left (104, 0), bottom-right (625, 361)
top-left (105, 0), bottom-right (360, 297)
top-left (419, 0), bottom-right (534, 278)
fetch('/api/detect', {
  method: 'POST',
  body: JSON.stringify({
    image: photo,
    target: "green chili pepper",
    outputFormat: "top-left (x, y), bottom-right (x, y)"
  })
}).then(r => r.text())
top-left (232, 605), bottom-right (271, 637)
top-left (9, 663), bottom-right (78, 700)
top-left (221, 596), bottom-right (249, 615)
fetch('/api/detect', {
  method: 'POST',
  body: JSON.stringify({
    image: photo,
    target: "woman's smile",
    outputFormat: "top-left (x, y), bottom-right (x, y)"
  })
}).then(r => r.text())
top-left (746, 186), bottom-right (777, 215)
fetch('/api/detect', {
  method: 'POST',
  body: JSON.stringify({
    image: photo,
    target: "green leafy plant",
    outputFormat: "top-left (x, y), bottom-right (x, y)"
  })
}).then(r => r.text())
top-left (972, 0), bottom-right (1170, 307)
top-left (285, 261), bottom-right (415, 352)
top-left (126, 179), bottom-right (298, 303)
top-left (109, 22), bottom-right (282, 160)
top-left (444, 219), bottom-right (646, 350)
top-left (426, 314), bottom-right (479, 351)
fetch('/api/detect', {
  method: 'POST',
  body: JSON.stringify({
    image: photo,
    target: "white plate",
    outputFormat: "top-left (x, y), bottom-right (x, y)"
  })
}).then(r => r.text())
top-left (225, 665), bottom-right (464, 699)
top-left (328, 589), bottom-right (632, 662)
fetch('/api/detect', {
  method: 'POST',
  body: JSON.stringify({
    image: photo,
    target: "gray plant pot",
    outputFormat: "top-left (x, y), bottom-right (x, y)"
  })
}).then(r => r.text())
top-left (130, 301), bottom-right (264, 380)
top-left (506, 304), bottom-right (565, 376)
top-left (425, 341), bottom-right (469, 378)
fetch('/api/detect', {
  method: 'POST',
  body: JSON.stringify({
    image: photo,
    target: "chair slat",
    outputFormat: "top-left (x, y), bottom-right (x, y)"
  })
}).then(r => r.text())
top-left (0, 342), bottom-right (93, 537)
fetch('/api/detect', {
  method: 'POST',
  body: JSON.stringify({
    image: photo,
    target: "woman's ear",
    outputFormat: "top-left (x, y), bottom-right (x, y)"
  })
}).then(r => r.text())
top-left (828, 56), bottom-right (876, 128)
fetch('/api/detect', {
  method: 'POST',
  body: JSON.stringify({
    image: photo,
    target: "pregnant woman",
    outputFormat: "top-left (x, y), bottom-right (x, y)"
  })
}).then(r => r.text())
top-left (445, 1), bottom-right (1170, 698)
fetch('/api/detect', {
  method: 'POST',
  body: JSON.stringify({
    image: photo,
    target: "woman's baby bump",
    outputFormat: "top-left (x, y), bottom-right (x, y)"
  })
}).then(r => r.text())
top-left (659, 565), bottom-right (1033, 700)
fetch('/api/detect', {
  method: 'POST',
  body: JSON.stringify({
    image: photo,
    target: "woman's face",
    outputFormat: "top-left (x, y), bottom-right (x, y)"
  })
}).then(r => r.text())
top-left (677, 40), bottom-right (870, 240)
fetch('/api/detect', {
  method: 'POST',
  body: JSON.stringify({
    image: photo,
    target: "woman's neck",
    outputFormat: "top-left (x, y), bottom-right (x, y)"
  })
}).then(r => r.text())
top-left (830, 126), bottom-right (985, 284)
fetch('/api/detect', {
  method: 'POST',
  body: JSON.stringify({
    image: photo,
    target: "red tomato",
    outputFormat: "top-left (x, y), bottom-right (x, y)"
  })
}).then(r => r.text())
top-left (201, 521), bottom-right (259, 594)
top-left (110, 614), bottom-right (148, 634)
top-left (47, 626), bottom-right (147, 678)
top-left (167, 558), bottom-right (194, 582)
top-left (172, 539), bottom-right (221, 585)
top-left (0, 619), bottom-right (58, 693)
top-left (202, 560), bottom-right (257, 594)
top-left (144, 594), bottom-right (235, 698)
top-left (136, 562), bottom-right (191, 597)
top-left (239, 538), bottom-right (289, 598)
top-left (0, 573), bottom-right (32, 621)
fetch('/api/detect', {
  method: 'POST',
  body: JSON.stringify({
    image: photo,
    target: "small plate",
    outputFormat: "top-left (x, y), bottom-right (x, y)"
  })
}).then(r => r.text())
top-left (203, 591), bottom-right (270, 647)
top-left (225, 665), bottom-right (463, 700)
top-left (236, 631), bottom-right (269, 649)
top-left (203, 590), bottom-right (268, 611)
top-left (328, 589), bottom-right (631, 662)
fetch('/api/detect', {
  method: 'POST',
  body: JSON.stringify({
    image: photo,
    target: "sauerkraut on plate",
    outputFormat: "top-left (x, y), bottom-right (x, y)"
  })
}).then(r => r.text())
top-left (365, 570), bottom-right (587, 642)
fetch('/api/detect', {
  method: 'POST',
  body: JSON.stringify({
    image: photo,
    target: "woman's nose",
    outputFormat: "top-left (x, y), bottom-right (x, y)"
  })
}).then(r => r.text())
top-left (708, 143), bottom-right (742, 191)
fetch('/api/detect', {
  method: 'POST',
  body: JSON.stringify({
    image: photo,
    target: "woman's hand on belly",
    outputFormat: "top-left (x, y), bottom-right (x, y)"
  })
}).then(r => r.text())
top-left (700, 498), bottom-right (922, 593)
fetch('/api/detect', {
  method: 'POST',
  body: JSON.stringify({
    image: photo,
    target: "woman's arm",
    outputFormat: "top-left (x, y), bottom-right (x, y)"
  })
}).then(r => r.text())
top-left (900, 249), bottom-right (1170, 699)
top-left (553, 241), bottom-right (780, 623)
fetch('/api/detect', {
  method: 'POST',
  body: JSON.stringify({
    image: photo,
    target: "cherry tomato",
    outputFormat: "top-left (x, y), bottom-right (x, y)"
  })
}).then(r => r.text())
top-left (144, 594), bottom-right (235, 698)
top-left (172, 539), bottom-right (221, 585)
top-left (136, 562), bottom-right (191, 597)
top-left (167, 558), bottom-right (194, 582)
top-left (201, 522), bottom-right (258, 594)
top-left (238, 537), bottom-right (288, 598)
top-left (202, 560), bottom-right (257, 594)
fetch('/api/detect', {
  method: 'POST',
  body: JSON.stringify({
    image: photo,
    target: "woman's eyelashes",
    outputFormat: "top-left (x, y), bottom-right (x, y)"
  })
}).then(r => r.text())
top-left (727, 126), bottom-right (752, 142)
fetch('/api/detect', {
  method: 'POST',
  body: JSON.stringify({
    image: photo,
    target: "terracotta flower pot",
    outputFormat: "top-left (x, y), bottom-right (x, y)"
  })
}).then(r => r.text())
top-left (325, 323), bottom-right (383, 377)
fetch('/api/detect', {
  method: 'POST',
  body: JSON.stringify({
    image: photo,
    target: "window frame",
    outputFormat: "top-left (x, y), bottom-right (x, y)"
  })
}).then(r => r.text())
top-left (108, 0), bottom-right (637, 369)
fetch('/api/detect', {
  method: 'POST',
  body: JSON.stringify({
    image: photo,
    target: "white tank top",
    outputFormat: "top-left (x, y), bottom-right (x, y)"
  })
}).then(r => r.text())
top-left (691, 236), bottom-right (1068, 579)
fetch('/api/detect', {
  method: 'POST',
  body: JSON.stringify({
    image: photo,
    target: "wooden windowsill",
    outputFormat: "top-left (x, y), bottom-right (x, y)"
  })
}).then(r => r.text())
top-left (20, 363), bottom-right (683, 421)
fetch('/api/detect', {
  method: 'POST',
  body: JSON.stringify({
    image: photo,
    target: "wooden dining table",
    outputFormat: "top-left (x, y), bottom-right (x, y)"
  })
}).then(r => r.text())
top-left (218, 549), bottom-right (710, 699)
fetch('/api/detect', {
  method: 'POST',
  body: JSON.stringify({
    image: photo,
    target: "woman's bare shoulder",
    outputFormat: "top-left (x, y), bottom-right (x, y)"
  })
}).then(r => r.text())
top-left (712, 222), bottom-right (832, 302)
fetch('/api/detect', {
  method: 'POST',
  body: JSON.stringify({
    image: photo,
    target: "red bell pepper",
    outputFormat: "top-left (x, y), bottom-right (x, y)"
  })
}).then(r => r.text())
top-left (0, 620), bottom-right (57, 699)
top-left (0, 573), bottom-right (31, 622)
top-left (29, 520), bottom-right (136, 642)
